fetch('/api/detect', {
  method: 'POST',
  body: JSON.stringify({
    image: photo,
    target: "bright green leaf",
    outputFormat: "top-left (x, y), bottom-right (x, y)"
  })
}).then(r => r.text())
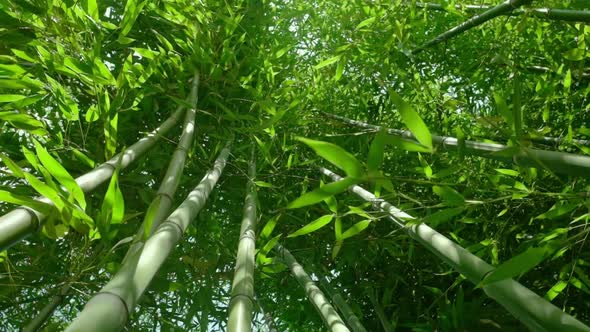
top-left (389, 91), bottom-right (432, 151)
top-left (296, 137), bottom-right (363, 177)
top-left (288, 215), bottom-right (334, 238)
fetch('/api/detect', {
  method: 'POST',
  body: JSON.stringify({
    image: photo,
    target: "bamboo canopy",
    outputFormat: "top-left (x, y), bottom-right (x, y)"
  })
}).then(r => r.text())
top-left (413, 0), bottom-right (533, 53)
top-left (323, 112), bottom-right (590, 177)
top-left (0, 95), bottom-right (195, 251)
top-left (415, 2), bottom-right (590, 23)
top-left (275, 243), bottom-right (351, 332)
top-left (320, 167), bottom-right (590, 332)
top-left (65, 145), bottom-right (231, 332)
top-left (227, 148), bottom-right (258, 332)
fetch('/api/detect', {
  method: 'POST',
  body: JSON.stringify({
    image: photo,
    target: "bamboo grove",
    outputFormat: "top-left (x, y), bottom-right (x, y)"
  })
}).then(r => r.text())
top-left (1, 0), bottom-right (590, 331)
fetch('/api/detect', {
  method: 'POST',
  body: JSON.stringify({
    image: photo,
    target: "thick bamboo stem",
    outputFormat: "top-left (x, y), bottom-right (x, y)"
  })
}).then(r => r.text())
top-left (275, 243), bottom-right (350, 332)
top-left (23, 284), bottom-right (70, 332)
top-left (65, 145), bottom-right (231, 332)
top-left (413, 0), bottom-right (532, 54)
top-left (0, 87), bottom-right (195, 251)
top-left (320, 167), bottom-right (590, 332)
top-left (415, 2), bottom-right (590, 23)
top-left (319, 277), bottom-right (367, 332)
top-left (324, 112), bottom-right (590, 177)
top-left (228, 148), bottom-right (257, 332)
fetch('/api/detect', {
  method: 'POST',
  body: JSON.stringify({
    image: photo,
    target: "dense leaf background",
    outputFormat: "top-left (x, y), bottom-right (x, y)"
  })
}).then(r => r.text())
top-left (1, 0), bottom-right (590, 330)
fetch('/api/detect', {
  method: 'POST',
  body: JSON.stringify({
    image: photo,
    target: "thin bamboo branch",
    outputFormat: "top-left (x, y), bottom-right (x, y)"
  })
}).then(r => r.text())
top-left (323, 112), bottom-right (590, 177)
top-left (415, 2), bottom-right (590, 23)
top-left (228, 147), bottom-right (257, 332)
top-left (319, 276), bottom-right (367, 332)
top-left (320, 167), bottom-right (590, 332)
top-left (412, 0), bottom-right (532, 54)
top-left (366, 288), bottom-right (393, 332)
top-left (65, 145), bottom-right (232, 332)
top-left (0, 85), bottom-right (195, 251)
top-left (22, 284), bottom-right (70, 332)
top-left (275, 243), bottom-right (350, 332)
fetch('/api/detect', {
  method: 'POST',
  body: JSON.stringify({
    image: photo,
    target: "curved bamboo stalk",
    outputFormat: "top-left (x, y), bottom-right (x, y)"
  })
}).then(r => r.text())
top-left (415, 2), bottom-right (590, 23)
top-left (413, 0), bottom-right (532, 54)
top-left (320, 167), bottom-right (590, 332)
top-left (0, 89), bottom-right (195, 251)
top-left (323, 112), bottom-right (590, 177)
top-left (23, 284), bottom-right (70, 332)
top-left (275, 243), bottom-right (350, 332)
top-left (319, 277), bottom-right (367, 332)
top-left (228, 147), bottom-right (257, 332)
top-left (65, 145), bottom-right (231, 332)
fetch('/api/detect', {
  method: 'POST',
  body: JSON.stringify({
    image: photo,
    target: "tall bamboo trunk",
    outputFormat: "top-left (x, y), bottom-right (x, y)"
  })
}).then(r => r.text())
top-left (414, 2), bottom-right (590, 23)
top-left (413, 0), bottom-right (532, 53)
top-left (275, 243), bottom-right (351, 332)
top-left (65, 145), bottom-right (231, 332)
top-left (324, 112), bottom-right (590, 177)
top-left (0, 80), bottom-right (198, 250)
top-left (319, 276), bottom-right (367, 332)
top-left (228, 148), bottom-right (257, 332)
top-left (22, 284), bottom-right (70, 332)
top-left (320, 167), bottom-right (590, 332)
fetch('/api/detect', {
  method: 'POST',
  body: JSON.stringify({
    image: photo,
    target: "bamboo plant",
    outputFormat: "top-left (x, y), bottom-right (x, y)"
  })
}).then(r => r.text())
top-left (65, 145), bottom-right (232, 332)
top-left (228, 148), bottom-right (257, 332)
top-left (413, 0), bottom-right (532, 53)
top-left (0, 85), bottom-right (196, 251)
top-left (318, 276), bottom-right (367, 332)
top-left (275, 243), bottom-right (351, 332)
top-left (23, 284), bottom-right (70, 332)
top-left (320, 166), bottom-right (590, 332)
top-left (323, 112), bottom-right (590, 177)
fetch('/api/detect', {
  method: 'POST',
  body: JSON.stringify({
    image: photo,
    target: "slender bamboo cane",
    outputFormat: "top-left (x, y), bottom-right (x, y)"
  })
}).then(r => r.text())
top-left (323, 112), bottom-right (590, 177)
top-left (415, 2), bottom-right (590, 23)
top-left (412, 0), bottom-right (532, 54)
top-left (318, 276), bottom-right (367, 332)
top-left (65, 145), bottom-right (231, 332)
top-left (228, 147), bottom-right (257, 332)
top-left (275, 243), bottom-right (351, 332)
top-left (320, 167), bottom-right (590, 332)
top-left (0, 90), bottom-right (194, 251)
top-left (366, 288), bottom-right (393, 332)
top-left (22, 284), bottom-right (70, 332)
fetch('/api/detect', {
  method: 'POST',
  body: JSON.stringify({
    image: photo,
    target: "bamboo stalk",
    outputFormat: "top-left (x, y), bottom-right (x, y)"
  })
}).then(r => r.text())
top-left (275, 243), bottom-right (350, 332)
top-left (320, 167), bottom-right (590, 332)
top-left (323, 112), bottom-right (590, 177)
top-left (23, 284), bottom-right (70, 332)
top-left (0, 86), bottom-right (195, 251)
top-left (415, 2), bottom-right (590, 23)
top-left (366, 288), bottom-right (393, 332)
top-left (228, 147), bottom-right (257, 332)
top-left (65, 145), bottom-right (231, 332)
top-left (319, 276), bottom-right (367, 332)
top-left (413, 0), bottom-right (532, 54)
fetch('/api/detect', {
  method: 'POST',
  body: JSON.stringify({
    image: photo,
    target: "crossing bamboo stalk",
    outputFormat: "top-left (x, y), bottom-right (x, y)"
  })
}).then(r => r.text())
top-left (320, 166), bottom-right (590, 332)
top-left (228, 147), bottom-right (257, 332)
top-left (323, 112), bottom-right (590, 177)
top-left (23, 284), bottom-right (70, 332)
top-left (0, 85), bottom-right (196, 251)
top-left (275, 243), bottom-right (351, 332)
top-left (413, 0), bottom-right (533, 54)
top-left (65, 144), bottom-right (232, 332)
top-left (319, 276), bottom-right (367, 332)
top-left (415, 2), bottom-right (590, 23)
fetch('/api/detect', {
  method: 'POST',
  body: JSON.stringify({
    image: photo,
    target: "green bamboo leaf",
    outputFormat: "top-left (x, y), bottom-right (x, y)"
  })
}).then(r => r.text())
top-left (536, 202), bottom-right (578, 220)
top-left (287, 214), bottom-right (334, 238)
top-left (545, 280), bottom-right (568, 301)
top-left (422, 207), bottom-right (465, 228)
top-left (0, 95), bottom-right (27, 103)
top-left (0, 153), bottom-right (24, 178)
top-left (314, 55), bottom-right (341, 70)
top-left (0, 190), bottom-right (54, 215)
top-left (334, 58), bottom-right (344, 81)
top-left (389, 91), bottom-right (432, 151)
top-left (368, 130), bottom-right (387, 174)
top-left (296, 137), bottom-right (362, 177)
top-left (288, 177), bottom-right (357, 209)
top-left (33, 140), bottom-right (86, 210)
top-left (120, 0), bottom-right (148, 39)
top-left (71, 148), bottom-right (95, 168)
top-left (142, 195), bottom-right (162, 240)
top-left (386, 136), bottom-right (432, 153)
top-left (480, 247), bottom-right (548, 286)
top-left (260, 214), bottom-right (281, 239)
top-left (341, 220), bottom-right (371, 240)
top-left (0, 111), bottom-right (47, 135)
top-left (260, 234), bottom-right (282, 256)
top-left (564, 48), bottom-right (585, 61)
top-left (99, 165), bottom-right (124, 240)
top-left (81, 0), bottom-right (99, 20)
top-left (23, 173), bottom-right (65, 212)
top-left (254, 181), bottom-right (273, 188)
top-left (433, 186), bottom-right (465, 206)
top-left (356, 17), bottom-right (376, 30)
top-left (564, 69), bottom-right (572, 90)
top-left (495, 169), bottom-right (519, 177)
